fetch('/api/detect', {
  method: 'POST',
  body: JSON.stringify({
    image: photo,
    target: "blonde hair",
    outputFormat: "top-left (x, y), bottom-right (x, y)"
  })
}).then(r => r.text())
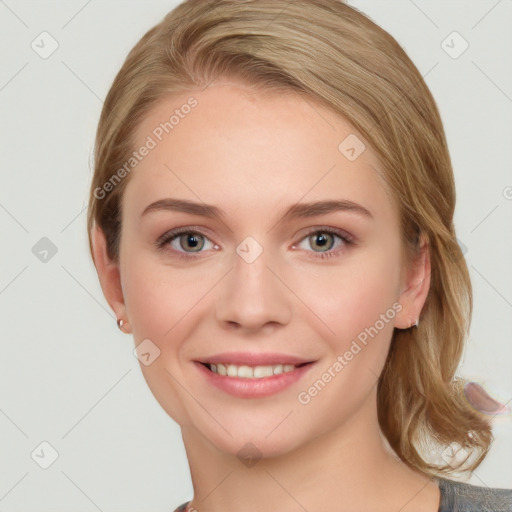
top-left (87, 0), bottom-right (493, 477)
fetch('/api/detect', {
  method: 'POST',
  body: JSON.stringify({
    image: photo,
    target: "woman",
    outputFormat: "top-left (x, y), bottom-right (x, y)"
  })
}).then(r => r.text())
top-left (87, 1), bottom-right (512, 510)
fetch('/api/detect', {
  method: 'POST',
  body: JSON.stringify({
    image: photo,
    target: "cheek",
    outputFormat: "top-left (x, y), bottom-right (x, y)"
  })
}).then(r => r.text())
top-left (292, 255), bottom-right (401, 427)
top-left (120, 255), bottom-right (208, 425)
top-left (121, 262), bottom-right (171, 338)
top-left (120, 241), bottom-right (211, 336)
top-left (294, 249), bottom-right (401, 344)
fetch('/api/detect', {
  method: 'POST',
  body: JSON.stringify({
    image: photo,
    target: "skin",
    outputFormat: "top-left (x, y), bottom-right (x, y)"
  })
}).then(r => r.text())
top-left (92, 80), bottom-right (439, 511)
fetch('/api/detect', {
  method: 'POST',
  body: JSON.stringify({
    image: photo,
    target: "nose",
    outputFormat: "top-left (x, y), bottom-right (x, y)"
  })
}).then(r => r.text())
top-left (215, 242), bottom-right (292, 332)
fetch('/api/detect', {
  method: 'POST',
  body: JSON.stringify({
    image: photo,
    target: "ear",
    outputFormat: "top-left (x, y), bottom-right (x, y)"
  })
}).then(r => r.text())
top-left (394, 233), bottom-right (431, 329)
top-left (91, 224), bottom-right (130, 333)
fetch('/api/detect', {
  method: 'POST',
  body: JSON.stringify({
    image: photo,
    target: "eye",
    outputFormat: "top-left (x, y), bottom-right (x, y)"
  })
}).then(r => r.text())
top-left (155, 227), bottom-right (217, 259)
top-left (292, 227), bottom-right (355, 260)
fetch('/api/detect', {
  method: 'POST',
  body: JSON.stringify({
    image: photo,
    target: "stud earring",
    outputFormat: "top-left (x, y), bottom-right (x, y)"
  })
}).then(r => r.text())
top-left (117, 318), bottom-right (128, 332)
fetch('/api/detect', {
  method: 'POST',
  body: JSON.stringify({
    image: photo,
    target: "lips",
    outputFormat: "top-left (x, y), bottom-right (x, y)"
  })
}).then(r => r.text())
top-left (194, 357), bottom-right (316, 398)
top-left (192, 352), bottom-right (317, 398)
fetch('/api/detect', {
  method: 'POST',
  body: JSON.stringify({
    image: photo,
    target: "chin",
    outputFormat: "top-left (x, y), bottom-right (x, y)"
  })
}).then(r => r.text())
top-left (206, 428), bottom-right (302, 461)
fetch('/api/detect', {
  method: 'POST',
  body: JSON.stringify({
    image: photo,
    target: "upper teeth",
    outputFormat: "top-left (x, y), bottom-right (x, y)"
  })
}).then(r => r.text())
top-left (209, 363), bottom-right (297, 378)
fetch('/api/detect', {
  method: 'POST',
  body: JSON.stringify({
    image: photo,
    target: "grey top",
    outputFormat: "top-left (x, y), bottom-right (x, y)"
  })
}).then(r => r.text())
top-left (173, 477), bottom-right (512, 511)
top-left (436, 477), bottom-right (512, 512)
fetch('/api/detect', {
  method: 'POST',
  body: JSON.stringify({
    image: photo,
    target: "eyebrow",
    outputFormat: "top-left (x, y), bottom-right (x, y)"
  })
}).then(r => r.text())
top-left (141, 198), bottom-right (373, 221)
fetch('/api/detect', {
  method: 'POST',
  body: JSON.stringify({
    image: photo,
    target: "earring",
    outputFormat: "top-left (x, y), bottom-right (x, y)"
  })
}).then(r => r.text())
top-left (410, 317), bottom-right (419, 328)
top-left (117, 318), bottom-right (128, 332)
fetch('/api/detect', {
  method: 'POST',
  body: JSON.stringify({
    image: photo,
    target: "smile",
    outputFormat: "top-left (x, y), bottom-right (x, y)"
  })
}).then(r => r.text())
top-left (195, 360), bottom-right (316, 398)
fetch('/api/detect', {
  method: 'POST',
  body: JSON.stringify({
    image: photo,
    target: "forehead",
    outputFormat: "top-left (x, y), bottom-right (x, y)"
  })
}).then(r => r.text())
top-left (123, 82), bottom-right (397, 225)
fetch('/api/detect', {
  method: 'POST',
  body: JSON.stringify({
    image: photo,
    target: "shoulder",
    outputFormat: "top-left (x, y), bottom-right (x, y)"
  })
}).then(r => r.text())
top-left (172, 501), bottom-right (190, 512)
top-left (437, 477), bottom-right (512, 512)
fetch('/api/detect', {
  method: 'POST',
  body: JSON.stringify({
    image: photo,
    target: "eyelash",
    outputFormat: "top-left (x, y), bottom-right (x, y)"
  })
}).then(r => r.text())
top-left (155, 226), bottom-right (356, 261)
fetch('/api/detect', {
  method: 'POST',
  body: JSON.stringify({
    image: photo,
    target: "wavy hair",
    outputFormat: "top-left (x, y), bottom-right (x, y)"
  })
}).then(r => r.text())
top-left (87, 0), bottom-right (493, 477)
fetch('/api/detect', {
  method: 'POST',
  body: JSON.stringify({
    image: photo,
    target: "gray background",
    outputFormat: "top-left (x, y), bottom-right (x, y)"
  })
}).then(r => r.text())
top-left (0, 1), bottom-right (511, 510)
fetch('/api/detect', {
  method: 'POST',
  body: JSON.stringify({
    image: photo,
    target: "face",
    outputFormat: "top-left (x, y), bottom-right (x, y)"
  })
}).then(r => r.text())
top-left (97, 80), bottom-right (426, 459)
